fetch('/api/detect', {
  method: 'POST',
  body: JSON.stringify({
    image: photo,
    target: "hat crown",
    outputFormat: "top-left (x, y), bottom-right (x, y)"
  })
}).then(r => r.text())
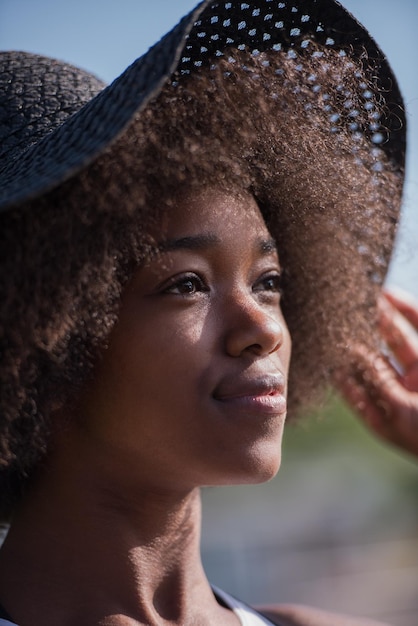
top-left (0, 52), bottom-right (105, 167)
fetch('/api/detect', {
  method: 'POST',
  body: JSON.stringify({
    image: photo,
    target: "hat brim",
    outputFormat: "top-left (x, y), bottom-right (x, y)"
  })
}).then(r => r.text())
top-left (0, 0), bottom-right (406, 212)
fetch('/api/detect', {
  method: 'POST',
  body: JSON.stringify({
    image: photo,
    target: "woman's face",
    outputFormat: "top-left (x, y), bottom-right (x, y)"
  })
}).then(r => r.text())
top-left (77, 188), bottom-right (291, 491)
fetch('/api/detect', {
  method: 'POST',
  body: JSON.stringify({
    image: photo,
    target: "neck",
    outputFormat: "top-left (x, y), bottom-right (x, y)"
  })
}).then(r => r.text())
top-left (0, 429), bottom-right (237, 625)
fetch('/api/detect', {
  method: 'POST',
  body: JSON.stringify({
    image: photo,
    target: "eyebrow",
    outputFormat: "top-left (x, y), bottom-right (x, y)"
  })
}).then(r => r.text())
top-left (259, 238), bottom-right (278, 255)
top-left (157, 234), bottom-right (221, 252)
top-left (157, 233), bottom-right (278, 255)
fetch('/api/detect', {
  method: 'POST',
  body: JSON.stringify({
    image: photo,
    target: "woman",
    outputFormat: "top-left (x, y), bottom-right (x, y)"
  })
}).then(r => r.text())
top-left (0, 1), bottom-right (416, 624)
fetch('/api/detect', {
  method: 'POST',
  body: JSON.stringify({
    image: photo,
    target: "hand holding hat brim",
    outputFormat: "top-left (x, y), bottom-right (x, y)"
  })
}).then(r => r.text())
top-left (337, 289), bottom-right (418, 459)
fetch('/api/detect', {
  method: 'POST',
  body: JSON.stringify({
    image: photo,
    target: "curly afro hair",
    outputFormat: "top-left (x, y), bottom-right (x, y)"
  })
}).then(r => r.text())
top-left (0, 46), bottom-right (403, 518)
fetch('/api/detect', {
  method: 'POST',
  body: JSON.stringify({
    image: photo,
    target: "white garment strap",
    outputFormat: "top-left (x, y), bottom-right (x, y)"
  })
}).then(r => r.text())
top-left (212, 585), bottom-right (277, 626)
top-left (0, 619), bottom-right (17, 626)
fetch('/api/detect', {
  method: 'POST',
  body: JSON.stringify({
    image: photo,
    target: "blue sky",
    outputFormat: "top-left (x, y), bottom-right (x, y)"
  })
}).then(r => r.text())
top-left (2, 0), bottom-right (418, 294)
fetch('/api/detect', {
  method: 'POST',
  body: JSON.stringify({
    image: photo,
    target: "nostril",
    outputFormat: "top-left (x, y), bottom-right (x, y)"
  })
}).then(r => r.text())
top-left (225, 308), bottom-right (284, 358)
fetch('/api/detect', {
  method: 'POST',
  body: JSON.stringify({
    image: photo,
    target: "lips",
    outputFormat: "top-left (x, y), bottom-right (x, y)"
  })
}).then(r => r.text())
top-left (213, 373), bottom-right (287, 416)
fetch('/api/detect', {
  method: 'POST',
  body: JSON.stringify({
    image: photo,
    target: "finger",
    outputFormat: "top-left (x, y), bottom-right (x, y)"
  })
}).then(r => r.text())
top-left (338, 370), bottom-right (404, 447)
top-left (378, 296), bottom-right (418, 370)
top-left (366, 374), bottom-right (418, 457)
top-left (335, 350), bottom-right (396, 425)
top-left (338, 374), bottom-right (389, 435)
top-left (337, 355), bottom-right (418, 457)
top-left (403, 362), bottom-right (418, 392)
top-left (383, 288), bottom-right (418, 330)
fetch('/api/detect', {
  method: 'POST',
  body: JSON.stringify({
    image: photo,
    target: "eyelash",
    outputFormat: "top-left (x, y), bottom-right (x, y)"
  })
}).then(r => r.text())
top-left (163, 273), bottom-right (209, 296)
top-left (253, 273), bottom-right (282, 294)
top-left (162, 272), bottom-right (282, 297)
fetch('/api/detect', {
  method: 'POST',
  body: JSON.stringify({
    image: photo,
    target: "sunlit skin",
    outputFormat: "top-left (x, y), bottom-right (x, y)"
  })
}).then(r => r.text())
top-left (0, 190), bottom-right (416, 626)
top-left (0, 189), bottom-right (291, 626)
top-left (75, 188), bottom-right (291, 491)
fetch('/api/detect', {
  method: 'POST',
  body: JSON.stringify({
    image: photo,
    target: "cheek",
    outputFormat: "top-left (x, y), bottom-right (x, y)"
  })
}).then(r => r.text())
top-left (77, 307), bottom-right (217, 456)
top-left (278, 314), bottom-right (292, 376)
top-left (284, 327), bottom-right (292, 373)
top-left (99, 307), bottom-right (211, 404)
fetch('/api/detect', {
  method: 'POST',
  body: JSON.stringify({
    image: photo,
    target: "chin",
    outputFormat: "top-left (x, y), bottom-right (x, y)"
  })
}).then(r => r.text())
top-left (245, 434), bottom-right (284, 482)
top-left (210, 445), bottom-right (283, 487)
top-left (243, 456), bottom-right (282, 485)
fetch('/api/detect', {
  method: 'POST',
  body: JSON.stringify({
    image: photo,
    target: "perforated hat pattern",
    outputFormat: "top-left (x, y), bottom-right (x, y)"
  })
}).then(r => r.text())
top-left (0, 0), bottom-right (405, 212)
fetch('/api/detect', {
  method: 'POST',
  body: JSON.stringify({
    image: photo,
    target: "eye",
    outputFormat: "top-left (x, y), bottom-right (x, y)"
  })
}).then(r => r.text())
top-left (253, 272), bottom-right (283, 295)
top-left (163, 273), bottom-right (208, 296)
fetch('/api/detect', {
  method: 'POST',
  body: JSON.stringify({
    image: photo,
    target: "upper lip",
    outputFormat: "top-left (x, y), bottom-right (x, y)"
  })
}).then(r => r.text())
top-left (213, 373), bottom-right (286, 401)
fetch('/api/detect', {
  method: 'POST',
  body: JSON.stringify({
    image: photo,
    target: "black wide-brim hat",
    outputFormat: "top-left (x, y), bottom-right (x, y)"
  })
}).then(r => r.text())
top-left (0, 0), bottom-right (406, 214)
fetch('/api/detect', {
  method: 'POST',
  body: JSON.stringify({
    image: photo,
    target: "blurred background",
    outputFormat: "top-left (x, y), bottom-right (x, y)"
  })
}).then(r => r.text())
top-left (1, 1), bottom-right (418, 624)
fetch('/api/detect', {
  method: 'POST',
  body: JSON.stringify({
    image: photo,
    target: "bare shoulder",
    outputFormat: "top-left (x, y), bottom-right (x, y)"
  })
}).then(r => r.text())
top-left (257, 604), bottom-right (392, 626)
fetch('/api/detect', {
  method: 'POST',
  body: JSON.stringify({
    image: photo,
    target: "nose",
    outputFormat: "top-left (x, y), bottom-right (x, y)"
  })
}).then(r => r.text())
top-left (224, 293), bottom-right (285, 358)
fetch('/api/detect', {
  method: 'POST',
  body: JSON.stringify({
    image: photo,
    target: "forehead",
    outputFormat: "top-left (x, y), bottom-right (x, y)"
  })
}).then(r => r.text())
top-left (158, 187), bottom-right (271, 240)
